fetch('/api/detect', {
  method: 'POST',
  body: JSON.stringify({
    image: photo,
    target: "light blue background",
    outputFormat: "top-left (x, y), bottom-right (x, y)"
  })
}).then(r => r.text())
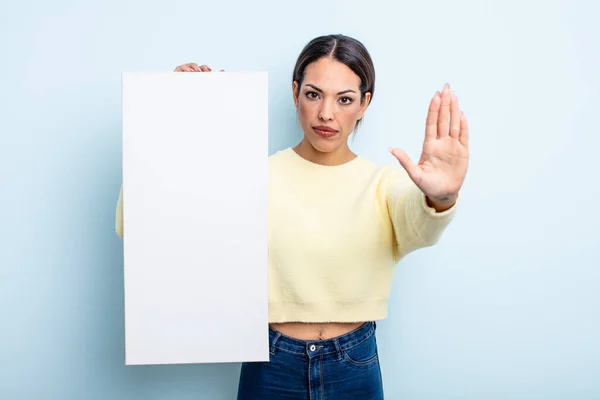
top-left (2, 0), bottom-right (599, 399)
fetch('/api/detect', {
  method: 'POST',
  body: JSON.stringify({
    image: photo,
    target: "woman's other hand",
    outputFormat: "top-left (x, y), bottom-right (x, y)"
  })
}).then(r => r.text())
top-left (390, 83), bottom-right (469, 211)
top-left (173, 63), bottom-right (224, 72)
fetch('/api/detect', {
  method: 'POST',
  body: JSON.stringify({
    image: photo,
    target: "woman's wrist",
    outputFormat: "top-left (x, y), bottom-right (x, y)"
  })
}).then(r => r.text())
top-left (426, 193), bottom-right (458, 212)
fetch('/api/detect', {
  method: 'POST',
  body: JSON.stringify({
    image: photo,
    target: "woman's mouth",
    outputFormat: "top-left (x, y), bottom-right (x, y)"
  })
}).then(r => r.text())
top-left (313, 126), bottom-right (338, 138)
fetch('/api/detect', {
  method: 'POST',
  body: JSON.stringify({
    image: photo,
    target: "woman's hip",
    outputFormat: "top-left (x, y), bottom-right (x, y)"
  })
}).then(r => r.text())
top-left (237, 321), bottom-right (384, 399)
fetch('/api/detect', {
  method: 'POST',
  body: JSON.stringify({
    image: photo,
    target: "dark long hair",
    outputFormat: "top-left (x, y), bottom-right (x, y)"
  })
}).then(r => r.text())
top-left (292, 34), bottom-right (375, 129)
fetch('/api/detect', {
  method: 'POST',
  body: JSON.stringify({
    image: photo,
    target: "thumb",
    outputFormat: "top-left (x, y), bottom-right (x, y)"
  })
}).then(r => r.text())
top-left (389, 147), bottom-right (422, 183)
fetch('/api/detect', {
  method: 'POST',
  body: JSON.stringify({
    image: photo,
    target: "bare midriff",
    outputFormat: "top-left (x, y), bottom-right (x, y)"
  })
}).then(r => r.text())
top-left (269, 321), bottom-right (365, 341)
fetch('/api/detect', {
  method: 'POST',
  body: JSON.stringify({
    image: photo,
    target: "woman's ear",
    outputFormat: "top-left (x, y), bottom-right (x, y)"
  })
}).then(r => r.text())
top-left (358, 92), bottom-right (372, 120)
top-left (292, 81), bottom-right (299, 108)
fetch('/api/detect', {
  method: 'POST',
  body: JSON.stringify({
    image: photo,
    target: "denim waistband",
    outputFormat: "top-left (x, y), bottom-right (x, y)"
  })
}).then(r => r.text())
top-left (268, 321), bottom-right (376, 358)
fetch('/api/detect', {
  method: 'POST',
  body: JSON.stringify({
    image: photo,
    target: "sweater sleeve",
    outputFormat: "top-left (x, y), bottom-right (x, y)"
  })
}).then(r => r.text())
top-left (380, 166), bottom-right (459, 260)
top-left (115, 185), bottom-right (124, 238)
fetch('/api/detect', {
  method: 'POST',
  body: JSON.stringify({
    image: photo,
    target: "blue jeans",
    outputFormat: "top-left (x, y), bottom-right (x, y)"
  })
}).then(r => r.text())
top-left (237, 321), bottom-right (384, 399)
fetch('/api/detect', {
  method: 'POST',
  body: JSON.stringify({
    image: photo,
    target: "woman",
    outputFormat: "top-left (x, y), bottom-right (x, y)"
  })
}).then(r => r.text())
top-left (116, 34), bottom-right (469, 399)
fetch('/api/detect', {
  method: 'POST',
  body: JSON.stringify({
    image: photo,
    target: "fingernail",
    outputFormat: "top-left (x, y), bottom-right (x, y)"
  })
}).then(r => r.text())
top-left (445, 83), bottom-right (450, 89)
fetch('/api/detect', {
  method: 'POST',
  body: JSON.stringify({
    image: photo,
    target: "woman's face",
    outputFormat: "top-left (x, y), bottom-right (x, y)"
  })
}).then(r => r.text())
top-left (293, 57), bottom-right (371, 154)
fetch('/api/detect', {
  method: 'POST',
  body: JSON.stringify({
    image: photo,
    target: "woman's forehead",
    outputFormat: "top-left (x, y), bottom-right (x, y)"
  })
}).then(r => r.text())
top-left (303, 59), bottom-right (361, 90)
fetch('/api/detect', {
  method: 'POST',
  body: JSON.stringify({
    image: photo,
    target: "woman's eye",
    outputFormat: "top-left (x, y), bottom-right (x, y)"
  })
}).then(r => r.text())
top-left (304, 92), bottom-right (353, 104)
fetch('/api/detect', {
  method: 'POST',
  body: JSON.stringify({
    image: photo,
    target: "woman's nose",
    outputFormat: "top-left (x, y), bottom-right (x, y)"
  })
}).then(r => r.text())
top-left (319, 101), bottom-right (334, 121)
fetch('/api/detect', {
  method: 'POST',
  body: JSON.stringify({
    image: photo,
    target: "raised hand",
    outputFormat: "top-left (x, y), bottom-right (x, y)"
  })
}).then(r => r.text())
top-left (390, 83), bottom-right (469, 210)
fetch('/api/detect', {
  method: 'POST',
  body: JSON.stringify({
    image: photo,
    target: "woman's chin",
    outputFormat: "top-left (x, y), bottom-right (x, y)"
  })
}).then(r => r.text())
top-left (307, 135), bottom-right (343, 153)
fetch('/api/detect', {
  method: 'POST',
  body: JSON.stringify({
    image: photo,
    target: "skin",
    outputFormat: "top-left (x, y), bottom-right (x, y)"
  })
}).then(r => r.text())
top-left (174, 59), bottom-right (470, 340)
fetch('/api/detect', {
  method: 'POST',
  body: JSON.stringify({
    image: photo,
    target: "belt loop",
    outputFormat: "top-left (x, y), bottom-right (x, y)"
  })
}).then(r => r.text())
top-left (373, 321), bottom-right (377, 330)
top-left (270, 332), bottom-right (282, 355)
top-left (333, 338), bottom-right (343, 361)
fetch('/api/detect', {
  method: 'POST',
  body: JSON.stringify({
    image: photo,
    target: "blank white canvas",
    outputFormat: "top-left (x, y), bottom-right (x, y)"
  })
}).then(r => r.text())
top-left (121, 71), bottom-right (269, 365)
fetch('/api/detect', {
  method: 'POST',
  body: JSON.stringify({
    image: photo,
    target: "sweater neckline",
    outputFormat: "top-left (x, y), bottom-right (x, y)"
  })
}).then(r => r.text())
top-left (285, 147), bottom-right (362, 170)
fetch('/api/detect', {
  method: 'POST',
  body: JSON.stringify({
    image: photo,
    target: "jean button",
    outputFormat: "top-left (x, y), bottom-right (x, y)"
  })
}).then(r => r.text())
top-left (309, 344), bottom-right (316, 352)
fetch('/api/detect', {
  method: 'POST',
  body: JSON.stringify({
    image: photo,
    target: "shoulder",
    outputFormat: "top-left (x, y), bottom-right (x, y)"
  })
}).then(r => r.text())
top-left (268, 147), bottom-right (292, 165)
top-left (356, 155), bottom-right (409, 184)
top-left (268, 148), bottom-right (295, 177)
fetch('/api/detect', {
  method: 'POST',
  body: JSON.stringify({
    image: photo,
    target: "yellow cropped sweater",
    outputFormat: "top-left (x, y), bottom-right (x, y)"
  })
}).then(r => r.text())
top-left (115, 147), bottom-right (458, 323)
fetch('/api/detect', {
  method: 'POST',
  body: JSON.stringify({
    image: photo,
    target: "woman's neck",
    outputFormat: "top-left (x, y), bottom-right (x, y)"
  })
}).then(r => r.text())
top-left (293, 139), bottom-right (357, 166)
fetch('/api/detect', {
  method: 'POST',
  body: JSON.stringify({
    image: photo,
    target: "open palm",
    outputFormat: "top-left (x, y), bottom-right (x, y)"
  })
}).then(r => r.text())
top-left (391, 83), bottom-right (469, 204)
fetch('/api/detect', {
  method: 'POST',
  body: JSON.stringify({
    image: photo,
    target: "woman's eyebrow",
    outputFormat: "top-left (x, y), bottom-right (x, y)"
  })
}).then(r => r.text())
top-left (304, 83), bottom-right (357, 95)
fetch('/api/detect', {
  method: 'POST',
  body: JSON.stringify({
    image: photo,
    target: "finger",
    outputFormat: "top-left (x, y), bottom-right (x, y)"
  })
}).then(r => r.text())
top-left (425, 91), bottom-right (441, 142)
top-left (389, 147), bottom-right (422, 185)
top-left (220, 69), bottom-right (225, 72)
top-left (449, 92), bottom-right (461, 139)
top-left (459, 111), bottom-right (469, 148)
top-left (199, 64), bottom-right (212, 72)
top-left (438, 83), bottom-right (451, 138)
top-left (189, 63), bottom-right (201, 72)
top-left (174, 64), bottom-right (192, 72)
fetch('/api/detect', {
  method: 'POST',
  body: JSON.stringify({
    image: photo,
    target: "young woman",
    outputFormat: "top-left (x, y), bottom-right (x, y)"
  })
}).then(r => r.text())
top-left (116, 34), bottom-right (469, 399)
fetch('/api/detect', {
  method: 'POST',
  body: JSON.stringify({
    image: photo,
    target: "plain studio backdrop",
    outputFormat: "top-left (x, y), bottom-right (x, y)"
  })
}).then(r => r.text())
top-left (1, 0), bottom-right (598, 399)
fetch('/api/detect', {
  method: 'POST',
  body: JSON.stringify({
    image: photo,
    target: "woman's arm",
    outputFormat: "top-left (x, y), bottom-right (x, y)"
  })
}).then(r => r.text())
top-left (385, 83), bottom-right (468, 258)
top-left (381, 167), bottom-right (458, 260)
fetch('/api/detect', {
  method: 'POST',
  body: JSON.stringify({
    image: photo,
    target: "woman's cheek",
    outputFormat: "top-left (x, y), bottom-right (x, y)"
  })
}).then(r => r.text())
top-left (298, 102), bottom-right (314, 123)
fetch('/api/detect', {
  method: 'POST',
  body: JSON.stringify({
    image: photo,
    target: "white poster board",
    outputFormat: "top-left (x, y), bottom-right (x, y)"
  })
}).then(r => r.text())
top-left (121, 71), bottom-right (269, 365)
